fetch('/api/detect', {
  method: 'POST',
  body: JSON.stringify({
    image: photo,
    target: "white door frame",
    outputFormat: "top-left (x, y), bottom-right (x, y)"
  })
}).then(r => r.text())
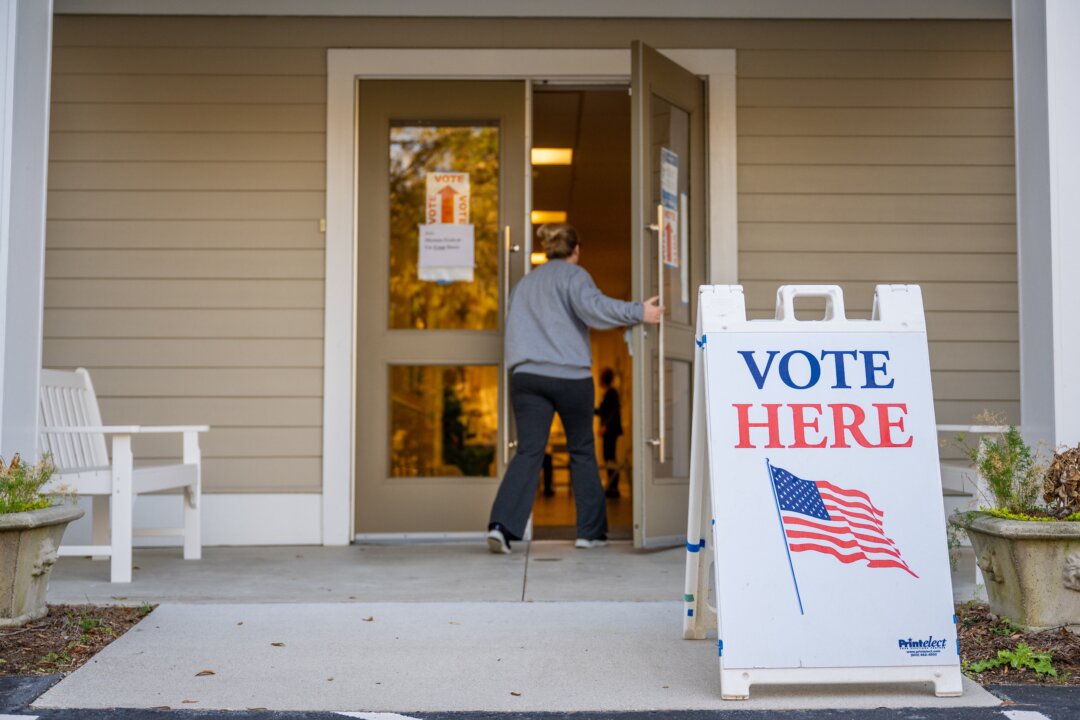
top-left (322, 48), bottom-right (737, 545)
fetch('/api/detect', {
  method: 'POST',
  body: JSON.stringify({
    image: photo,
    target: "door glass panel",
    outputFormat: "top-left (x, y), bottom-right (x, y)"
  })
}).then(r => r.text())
top-left (389, 365), bottom-right (498, 477)
top-left (388, 123), bottom-right (500, 330)
top-left (649, 97), bottom-right (691, 326)
top-left (652, 358), bottom-right (691, 478)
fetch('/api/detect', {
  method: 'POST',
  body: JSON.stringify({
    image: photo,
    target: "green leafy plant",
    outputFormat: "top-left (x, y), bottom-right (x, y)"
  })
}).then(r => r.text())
top-left (966, 642), bottom-right (1057, 677)
top-left (956, 416), bottom-right (1043, 515)
top-left (0, 453), bottom-right (57, 514)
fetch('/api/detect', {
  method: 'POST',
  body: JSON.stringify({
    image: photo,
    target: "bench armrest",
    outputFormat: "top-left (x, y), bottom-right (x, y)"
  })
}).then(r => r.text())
top-left (41, 425), bottom-right (210, 434)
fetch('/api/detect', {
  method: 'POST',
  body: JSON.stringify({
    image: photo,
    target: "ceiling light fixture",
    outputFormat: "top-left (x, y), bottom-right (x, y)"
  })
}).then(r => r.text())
top-left (530, 210), bottom-right (568, 224)
top-left (530, 252), bottom-right (549, 265)
top-left (531, 148), bottom-right (573, 165)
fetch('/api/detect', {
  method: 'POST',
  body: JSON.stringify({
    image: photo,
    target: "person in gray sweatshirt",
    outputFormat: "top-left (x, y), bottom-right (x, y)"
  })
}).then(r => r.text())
top-left (487, 223), bottom-right (662, 554)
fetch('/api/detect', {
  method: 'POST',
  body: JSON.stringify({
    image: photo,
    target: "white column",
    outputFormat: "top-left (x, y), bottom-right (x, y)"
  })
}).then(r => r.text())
top-left (0, 0), bottom-right (53, 460)
top-left (1013, 0), bottom-right (1080, 449)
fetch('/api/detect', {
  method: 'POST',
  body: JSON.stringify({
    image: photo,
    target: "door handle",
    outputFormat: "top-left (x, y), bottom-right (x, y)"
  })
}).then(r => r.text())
top-left (503, 226), bottom-right (518, 463)
top-left (654, 203), bottom-right (666, 463)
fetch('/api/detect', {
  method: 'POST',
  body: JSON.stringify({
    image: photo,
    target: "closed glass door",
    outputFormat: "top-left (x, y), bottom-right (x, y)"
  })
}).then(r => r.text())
top-left (355, 81), bottom-right (526, 535)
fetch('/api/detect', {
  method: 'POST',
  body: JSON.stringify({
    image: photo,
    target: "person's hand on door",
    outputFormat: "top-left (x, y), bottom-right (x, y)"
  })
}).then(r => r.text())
top-left (642, 296), bottom-right (664, 324)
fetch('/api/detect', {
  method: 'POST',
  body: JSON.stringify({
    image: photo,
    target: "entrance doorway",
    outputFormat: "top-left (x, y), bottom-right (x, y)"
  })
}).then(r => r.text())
top-left (528, 86), bottom-right (634, 540)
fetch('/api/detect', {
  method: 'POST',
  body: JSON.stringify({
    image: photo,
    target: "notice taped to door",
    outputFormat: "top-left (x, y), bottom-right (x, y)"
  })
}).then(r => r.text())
top-left (695, 284), bottom-right (961, 695)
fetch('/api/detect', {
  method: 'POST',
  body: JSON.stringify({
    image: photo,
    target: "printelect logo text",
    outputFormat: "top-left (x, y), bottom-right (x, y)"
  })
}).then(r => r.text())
top-left (898, 637), bottom-right (947, 649)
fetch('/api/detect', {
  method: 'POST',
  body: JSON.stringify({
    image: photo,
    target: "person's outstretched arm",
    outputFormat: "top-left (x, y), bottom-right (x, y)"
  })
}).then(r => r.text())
top-left (568, 271), bottom-right (663, 329)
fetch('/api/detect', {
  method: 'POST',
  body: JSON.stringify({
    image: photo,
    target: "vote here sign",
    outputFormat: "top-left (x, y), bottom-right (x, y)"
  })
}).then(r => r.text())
top-left (703, 286), bottom-right (958, 673)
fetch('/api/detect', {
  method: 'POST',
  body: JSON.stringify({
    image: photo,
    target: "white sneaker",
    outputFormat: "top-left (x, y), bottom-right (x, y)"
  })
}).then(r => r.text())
top-left (487, 528), bottom-right (511, 554)
top-left (574, 537), bottom-right (609, 549)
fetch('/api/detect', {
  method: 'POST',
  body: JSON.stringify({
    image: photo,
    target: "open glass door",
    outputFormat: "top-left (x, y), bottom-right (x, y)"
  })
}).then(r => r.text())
top-left (630, 43), bottom-right (706, 548)
top-left (355, 81), bottom-right (527, 535)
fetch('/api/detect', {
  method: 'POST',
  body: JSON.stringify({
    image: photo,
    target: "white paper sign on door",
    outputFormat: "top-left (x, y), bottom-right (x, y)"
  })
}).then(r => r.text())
top-left (418, 224), bottom-right (474, 283)
top-left (426, 172), bottom-right (470, 225)
top-left (661, 148), bottom-right (679, 268)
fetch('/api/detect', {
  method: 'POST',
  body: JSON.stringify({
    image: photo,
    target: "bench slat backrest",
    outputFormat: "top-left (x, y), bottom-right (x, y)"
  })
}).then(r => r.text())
top-left (39, 368), bottom-right (109, 470)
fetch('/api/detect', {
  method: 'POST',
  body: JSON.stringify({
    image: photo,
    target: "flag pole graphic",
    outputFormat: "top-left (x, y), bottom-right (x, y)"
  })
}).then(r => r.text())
top-left (766, 458), bottom-right (805, 615)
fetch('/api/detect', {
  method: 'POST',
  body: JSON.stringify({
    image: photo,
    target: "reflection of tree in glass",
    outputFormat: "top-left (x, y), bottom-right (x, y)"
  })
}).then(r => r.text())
top-left (389, 125), bottom-right (499, 330)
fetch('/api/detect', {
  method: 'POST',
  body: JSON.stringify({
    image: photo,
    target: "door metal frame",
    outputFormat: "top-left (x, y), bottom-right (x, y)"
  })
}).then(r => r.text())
top-left (323, 48), bottom-right (736, 544)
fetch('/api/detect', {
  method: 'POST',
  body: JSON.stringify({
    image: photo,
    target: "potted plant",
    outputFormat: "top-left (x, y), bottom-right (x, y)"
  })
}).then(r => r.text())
top-left (0, 454), bottom-right (83, 627)
top-left (951, 425), bottom-right (1080, 630)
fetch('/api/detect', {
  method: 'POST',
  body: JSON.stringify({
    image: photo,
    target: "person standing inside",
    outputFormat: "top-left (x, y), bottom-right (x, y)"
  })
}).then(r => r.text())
top-left (595, 367), bottom-right (623, 498)
top-left (487, 223), bottom-right (663, 553)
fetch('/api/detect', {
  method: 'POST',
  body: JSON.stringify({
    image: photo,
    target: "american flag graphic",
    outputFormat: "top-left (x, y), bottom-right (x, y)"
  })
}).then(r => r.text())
top-left (769, 463), bottom-right (918, 579)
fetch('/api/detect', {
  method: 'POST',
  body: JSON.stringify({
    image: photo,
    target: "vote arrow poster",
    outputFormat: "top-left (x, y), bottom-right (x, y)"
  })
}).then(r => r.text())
top-left (420, 172), bottom-right (473, 282)
top-left (703, 311), bottom-right (959, 672)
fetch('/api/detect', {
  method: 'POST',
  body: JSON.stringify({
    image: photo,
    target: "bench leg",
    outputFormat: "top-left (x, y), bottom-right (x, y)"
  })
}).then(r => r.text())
top-left (183, 431), bottom-right (202, 560)
top-left (110, 435), bottom-right (134, 583)
top-left (92, 495), bottom-right (110, 561)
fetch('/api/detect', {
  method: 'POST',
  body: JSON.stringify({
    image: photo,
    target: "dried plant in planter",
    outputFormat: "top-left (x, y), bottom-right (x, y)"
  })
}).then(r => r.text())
top-left (1043, 444), bottom-right (1080, 518)
top-left (0, 453), bottom-right (56, 514)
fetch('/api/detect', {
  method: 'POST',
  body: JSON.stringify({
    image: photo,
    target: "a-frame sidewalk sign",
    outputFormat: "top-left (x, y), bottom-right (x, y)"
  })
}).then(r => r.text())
top-left (682, 284), bottom-right (963, 700)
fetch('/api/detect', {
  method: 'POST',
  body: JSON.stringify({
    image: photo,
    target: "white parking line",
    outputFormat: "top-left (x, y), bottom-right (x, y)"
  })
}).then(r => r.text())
top-left (0, 715), bottom-right (37, 720)
top-left (1003, 710), bottom-right (1053, 720)
top-left (336, 713), bottom-right (423, 720)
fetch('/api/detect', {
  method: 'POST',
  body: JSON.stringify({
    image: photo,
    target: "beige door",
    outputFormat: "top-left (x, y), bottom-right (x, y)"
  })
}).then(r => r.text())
top-left (630, 43), bottom-right (707, 548)
top-left (355, 81), bottom-right (527, 535)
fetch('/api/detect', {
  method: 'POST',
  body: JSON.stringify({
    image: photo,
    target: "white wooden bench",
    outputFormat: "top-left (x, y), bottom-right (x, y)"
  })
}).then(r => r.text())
top-left (38, 368), bottom-right (208, 583)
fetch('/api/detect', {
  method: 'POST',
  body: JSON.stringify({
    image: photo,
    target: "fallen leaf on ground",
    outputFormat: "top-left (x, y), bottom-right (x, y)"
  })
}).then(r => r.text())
top-left (449, 621), bottom-right (460, 625)
top-left (181, 699), bottom-right (197, 704)
top-left (195, 669), bottom-right (216, 677)
top-left (151, 706), bottom-right (171, 711)
top-left (510, 691), bottom-right (522, 697)
top-left (363, 616), bottom-right (374, 622)
top-left (237, 621), bottom-right (244, 626)
top-left (271, 642), bottom-right (285, 647)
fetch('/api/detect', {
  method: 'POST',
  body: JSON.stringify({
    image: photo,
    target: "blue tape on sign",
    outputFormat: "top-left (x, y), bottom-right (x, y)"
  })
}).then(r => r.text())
top-left (718, 640), bottom-right (723, 657)
top-left (686, 538), bottom-right (706, 553)
top-left (687, 609), bottom-right (694, 617)
top-left (696, 335), bottom-right (707, 348)
top-left (953, 614), bottom-right (958, 624)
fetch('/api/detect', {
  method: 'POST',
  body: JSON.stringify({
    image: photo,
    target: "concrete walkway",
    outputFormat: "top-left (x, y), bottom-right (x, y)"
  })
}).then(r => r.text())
top-left (39, 541), bottom-right (997, 713)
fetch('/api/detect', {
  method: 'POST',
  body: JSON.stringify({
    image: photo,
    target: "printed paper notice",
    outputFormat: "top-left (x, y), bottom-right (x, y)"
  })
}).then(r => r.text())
top-left (426, 172), bottom-right (470, 225)
top-left (661, 148), bottom-right (679, 268)
top-left (418, 224), bottom-right (475, 283)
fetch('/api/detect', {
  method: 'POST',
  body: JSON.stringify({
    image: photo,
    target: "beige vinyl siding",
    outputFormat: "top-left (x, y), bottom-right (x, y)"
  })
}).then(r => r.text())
top-left (736, 35), bottom-right (1018, 428)
top-left (46, 16), bottom-right (1017, 494)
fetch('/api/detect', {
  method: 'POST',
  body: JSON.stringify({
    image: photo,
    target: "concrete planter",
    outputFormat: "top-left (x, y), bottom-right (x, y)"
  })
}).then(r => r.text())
top-left (954, 512), bottom-right (1080, 630)
top-left (0, 505), bottom-right (84, 627)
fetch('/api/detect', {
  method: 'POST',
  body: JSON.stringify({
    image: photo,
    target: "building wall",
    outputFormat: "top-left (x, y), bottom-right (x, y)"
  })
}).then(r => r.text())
top-left (44, 16), bottom-right (1016, 494)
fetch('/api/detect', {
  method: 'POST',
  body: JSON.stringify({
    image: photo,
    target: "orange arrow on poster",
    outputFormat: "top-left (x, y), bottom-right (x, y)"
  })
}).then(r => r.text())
top-left (426, 172), bottom-right (470, 225)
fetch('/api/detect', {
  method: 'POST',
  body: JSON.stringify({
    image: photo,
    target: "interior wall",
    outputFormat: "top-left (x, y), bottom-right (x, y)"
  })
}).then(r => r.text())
top-left (44, 16), bottom-right (1016, 495)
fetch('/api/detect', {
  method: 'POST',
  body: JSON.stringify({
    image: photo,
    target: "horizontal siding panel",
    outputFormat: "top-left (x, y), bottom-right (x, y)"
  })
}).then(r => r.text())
top-left (741, 282), bottom-right (1018, 313)
top-left (98, 397), bottom-right (322, 427)
top-left (930, 342), bottom-right (1019, 371)
top-left (738, 137), bottom-right (1014, 165)
top-left (740, 252), bottom-right (1017, 282)
top-left (49, 133), bottom-right (325, 162)
top-left (132, 427), bottom-right (321, 459)
top-left (935, 400), bottom-right (1019, 426)
top-left (45, 338), bottom-right (323, 367)
top-left (52, 18), bottom-right (1012, 52)
top-left (46, 280), bottom-right (324, 309)
top-left (44, 309), bottom-right (324, 338)
top-left (739, 166), bottom-right (1015, 195)
top-left (738, 223), bottom-right (1017, 253)
top-left (738, 108), bottom-right (1014, 137)
top-left (739, 194), bottom-right (1015, 224)
top-left (927, 313), bottom-right (1018, 342)
top-left (46, 250), bottom-right (324, 279)
top-left (737, 79), bottom-right (1013, 108)
top-left (49, 162), bottom-right (326, 191)
top-left (52, 75), bottom-right (325, 104)
top-left (202, 458), bottom-right (321, 493)
top-left (930, 371), bottom-right (1018, 401)
top-left (52, 47), bottom-right (326, 76)
top-left (47, 191), bottom-right (323, 221)
top-left (46, 220), bottom-right (324, 249)
top-left (737, 50), bottom-right (1013, 79)
top-left (51, 104), bottom-right (325, 133)
top-left (88, 368), bottom-right (321, 397)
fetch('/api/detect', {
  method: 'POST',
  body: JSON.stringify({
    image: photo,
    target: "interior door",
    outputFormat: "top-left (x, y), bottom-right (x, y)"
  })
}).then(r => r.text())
top-left (630, 43), bottom-right (707, 548)
top-left (355, 80), bottom-right (527, 535)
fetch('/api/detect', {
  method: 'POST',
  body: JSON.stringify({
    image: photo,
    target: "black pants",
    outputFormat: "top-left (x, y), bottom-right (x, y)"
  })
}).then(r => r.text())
top-left (489, 372), bottom-right (607, 541)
